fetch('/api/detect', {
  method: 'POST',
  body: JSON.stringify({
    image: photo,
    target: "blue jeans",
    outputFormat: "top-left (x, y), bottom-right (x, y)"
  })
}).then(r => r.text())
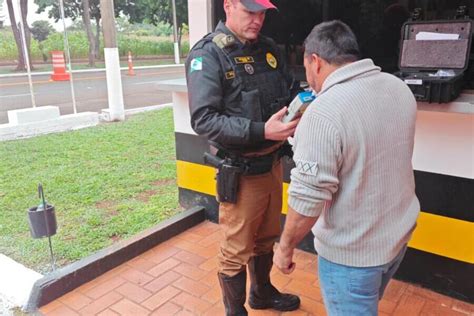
top-left (318, 245), bottom-right (407, 316)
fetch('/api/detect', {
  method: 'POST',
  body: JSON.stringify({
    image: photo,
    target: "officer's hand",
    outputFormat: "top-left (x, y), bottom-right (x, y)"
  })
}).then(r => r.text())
top-left (274, 243), bottom-right (296, 274)
top-left (264, 107), bottom-right (299, 141)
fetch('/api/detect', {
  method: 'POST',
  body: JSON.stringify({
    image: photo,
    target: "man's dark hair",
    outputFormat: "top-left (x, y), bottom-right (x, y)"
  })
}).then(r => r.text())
top-left (304, 20), bottom-right (360, 65)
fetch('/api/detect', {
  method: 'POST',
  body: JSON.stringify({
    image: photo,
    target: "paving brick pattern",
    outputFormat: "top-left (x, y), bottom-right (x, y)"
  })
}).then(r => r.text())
top-left (40, 221), bottom-right (474, 315)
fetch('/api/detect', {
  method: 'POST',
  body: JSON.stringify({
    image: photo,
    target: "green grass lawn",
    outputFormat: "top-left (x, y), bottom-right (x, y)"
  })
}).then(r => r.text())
top-left (0, 108), bottom-right (180, 274)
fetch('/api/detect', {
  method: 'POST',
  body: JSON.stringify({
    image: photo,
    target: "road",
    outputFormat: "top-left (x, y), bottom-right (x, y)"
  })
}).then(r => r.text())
top-left (0, 66), bottom-right (185, 124)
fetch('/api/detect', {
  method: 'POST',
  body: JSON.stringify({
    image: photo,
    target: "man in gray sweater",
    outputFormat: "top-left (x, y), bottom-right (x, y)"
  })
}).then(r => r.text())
top-left (273, 21), bottom-right (420, 315)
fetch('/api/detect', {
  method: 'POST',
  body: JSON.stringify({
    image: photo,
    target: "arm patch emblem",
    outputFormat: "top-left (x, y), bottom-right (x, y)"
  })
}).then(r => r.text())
top-left (295, 160), bottom-right (318, 176)
top-left (190, 57), bottom-right (203, 73)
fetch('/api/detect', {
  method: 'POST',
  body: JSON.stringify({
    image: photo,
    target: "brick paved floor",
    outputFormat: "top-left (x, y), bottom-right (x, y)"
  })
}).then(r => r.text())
top-left (40, 221), bottom-right (474, 316)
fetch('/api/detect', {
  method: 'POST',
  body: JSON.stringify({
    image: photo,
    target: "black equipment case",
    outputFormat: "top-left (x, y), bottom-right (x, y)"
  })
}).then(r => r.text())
top-left (395, 20), bottom-right (473, 103)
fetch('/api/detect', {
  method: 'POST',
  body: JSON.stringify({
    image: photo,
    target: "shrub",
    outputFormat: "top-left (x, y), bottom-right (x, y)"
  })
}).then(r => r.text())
top-left (0, 28), bottom-right (189, 61)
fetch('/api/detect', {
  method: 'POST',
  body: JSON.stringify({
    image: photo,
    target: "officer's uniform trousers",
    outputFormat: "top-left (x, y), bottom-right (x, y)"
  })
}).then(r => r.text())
top-left (218, 145), bottom-right (283, 276)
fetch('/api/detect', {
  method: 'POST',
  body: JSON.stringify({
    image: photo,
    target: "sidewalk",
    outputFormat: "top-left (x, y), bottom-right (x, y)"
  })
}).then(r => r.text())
top-left (39, 221), bottom-right (474, 316)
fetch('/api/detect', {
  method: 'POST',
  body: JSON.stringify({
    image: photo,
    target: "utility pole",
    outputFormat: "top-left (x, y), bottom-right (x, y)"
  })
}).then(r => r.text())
top-left (59, 0), bottom-right (77, 114)
top-left (15, 0), bottom-right (36, 108)
top-left (0, 0), bottom-right (6, 28)
top-left (100, 0), bottom-right (124, 121)
top-left (172, 0), bottom-right (180, 64)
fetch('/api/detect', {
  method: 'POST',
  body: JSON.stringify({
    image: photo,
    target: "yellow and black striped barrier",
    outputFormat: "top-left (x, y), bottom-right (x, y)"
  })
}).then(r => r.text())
top-left (174, 131), bottom-right (474, 303)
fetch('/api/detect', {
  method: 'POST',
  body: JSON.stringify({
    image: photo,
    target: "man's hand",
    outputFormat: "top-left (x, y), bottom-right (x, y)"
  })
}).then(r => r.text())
top-left (265, 107), bottom-right (300, 141)
top-left (274, 243), bottom-right (296, 274)
top-left (274, 206), bottom-right (319, 275)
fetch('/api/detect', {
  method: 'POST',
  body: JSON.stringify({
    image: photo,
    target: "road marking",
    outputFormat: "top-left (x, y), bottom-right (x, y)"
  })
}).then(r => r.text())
top-left (133, 81), bottom-right (161, 85)
top-left (0, 70), bottom-right (183, 88)
top-left (0, 93), bottom-right (32, 98)
top-left (0, 80), bottom-right (52, 87)
top-left (126, 71), bottom-right (183, 78)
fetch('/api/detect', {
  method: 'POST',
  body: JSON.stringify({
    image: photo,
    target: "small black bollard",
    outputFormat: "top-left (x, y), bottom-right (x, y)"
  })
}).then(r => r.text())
top-left (28, 203), bottom-right (57, 238)
top-left (27, 184), bottom-right (57, 270)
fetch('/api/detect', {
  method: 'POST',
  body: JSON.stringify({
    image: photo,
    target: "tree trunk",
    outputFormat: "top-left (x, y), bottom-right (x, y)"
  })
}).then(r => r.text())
top-left (6, 0), bottom-right (26, 70)
top-left (20, 0), bottom-right (33, 70)
top-left (82, 0), bottom-right (96, 67)
top-left (177, 26), bottom-right (182, 57)
top-left (95, 17), bottom-right (101, 59)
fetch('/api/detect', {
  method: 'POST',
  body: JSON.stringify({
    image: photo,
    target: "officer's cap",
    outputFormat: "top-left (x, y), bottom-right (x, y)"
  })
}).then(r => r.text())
top-left (240, 0), bottom-right (277, 12)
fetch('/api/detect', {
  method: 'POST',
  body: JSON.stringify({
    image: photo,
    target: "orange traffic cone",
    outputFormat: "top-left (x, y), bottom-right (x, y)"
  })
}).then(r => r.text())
top-left (127, 51), bottom-right (135, 76)
top-left (50, 51), bottom-right (70, 81)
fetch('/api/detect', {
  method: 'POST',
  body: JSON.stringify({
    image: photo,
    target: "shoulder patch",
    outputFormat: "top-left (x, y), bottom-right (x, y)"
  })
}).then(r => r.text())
top-left (295, 160), bottom-right (318, 176)
top-left (213, 33), bottom-right (236, 49)
top-left (190, 57), bottom-right (203, 73)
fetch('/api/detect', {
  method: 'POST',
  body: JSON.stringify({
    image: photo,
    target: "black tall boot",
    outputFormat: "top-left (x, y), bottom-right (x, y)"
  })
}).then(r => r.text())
top-left (248, 252), bottom-right (301, 311)
top-left (218, 270), bottom-right (248, 316)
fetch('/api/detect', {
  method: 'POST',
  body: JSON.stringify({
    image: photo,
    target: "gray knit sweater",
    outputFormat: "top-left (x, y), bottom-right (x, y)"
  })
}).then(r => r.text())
top-left (288, 59), bottom-right (420, 267)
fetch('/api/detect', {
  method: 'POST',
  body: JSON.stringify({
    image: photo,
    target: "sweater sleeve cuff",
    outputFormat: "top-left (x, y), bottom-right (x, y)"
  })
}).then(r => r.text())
top-left (249, 122), bottom-right (265, 143)
top-left (288, 195), bottom-right (325, 218)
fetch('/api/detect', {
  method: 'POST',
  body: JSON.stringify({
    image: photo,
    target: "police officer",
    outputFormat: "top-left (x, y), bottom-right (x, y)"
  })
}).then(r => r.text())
top-left (186, 0), bottom-right (301, 314)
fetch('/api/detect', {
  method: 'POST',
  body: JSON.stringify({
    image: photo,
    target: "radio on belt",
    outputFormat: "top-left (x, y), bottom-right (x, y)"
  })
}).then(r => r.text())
top-left (282, 91), bottom-right (316, 123)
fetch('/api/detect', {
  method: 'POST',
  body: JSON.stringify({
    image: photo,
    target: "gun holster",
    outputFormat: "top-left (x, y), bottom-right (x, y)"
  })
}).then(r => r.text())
top-left (203, 152), bottom-right (243, 204)
top-left (216, 162), bottom-right (241, 203)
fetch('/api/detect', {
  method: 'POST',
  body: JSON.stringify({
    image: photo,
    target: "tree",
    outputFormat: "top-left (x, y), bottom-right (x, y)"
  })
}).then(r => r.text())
top-left (31, 20), bottom-right (54, 42)
top-left (82, 0), bottom-right (96, 66)
top-left (134, 0), bottom-right (188, 50)
top-left (35, 0), bottom-right (137, 66)
top-left (31, 20), bottom-right (54, 62)
top-left (35, 0), bottom-right (102, 66)
top-left (6, 0), bottom-right (33, 71)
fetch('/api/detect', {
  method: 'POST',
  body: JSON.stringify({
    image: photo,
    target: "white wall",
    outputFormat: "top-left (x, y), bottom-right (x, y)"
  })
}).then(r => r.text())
top-left (188, 0), bottom-right (213, 48)
top-left (413, 110), bottom-right (474, 179)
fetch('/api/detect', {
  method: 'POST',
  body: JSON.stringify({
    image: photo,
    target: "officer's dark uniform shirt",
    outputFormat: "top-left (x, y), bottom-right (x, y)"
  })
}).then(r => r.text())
top-left (186, 21), bottom-right (299, 153)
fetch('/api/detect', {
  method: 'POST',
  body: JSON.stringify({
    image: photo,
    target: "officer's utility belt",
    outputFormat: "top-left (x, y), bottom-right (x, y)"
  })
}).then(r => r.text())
top-left (226, 150), bottom-right (281, 175)
top-left (203, 147), bottom-right (284, 203)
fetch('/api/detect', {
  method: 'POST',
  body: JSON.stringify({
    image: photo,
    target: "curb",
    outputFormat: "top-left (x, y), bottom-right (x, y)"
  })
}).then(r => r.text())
top-left (25, 206), bottom-right (206, 312)
top-left (0, 254), bottom-right (43, 313)
top-left (0, 112), bottom-right (99, 142)
top-left (0, 104), bottom-right (173, 142)
top-left (123, 103), bottom-right (172, 116)
top-left (99, 103), bottom-right (173, 121)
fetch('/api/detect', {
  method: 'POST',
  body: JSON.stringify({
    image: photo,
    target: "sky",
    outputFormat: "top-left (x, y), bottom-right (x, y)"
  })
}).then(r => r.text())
top-left (1, 0), bottom-right (72, 31)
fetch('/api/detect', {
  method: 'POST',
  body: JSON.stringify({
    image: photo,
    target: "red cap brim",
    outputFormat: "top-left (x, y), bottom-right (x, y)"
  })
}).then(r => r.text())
top-left (241, 0), bottom-right (277, 12)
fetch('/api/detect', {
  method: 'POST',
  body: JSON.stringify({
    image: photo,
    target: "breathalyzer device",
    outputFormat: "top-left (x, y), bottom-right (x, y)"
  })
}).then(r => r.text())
top-left (282, 91), bottom-right (316, 123)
